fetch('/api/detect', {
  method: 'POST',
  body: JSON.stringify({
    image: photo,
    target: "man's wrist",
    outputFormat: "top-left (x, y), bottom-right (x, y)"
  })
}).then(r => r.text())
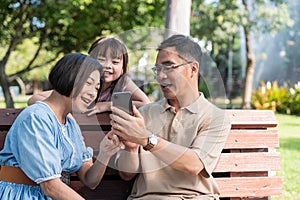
top-left (143, 134), bottom-right (159, 151)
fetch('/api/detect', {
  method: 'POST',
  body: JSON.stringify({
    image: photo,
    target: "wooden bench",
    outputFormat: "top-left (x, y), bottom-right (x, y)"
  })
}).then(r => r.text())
top-left (0, 108), bottom-right (282, 200)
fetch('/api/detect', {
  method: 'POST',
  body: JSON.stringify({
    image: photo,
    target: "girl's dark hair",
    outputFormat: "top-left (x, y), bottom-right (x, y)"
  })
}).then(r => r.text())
top-left (88, 36), bottom-right (128, 74)
top-left (48, 53), bottom-right (103, 98)
top-left (88, 36), bottom-right (129, 96)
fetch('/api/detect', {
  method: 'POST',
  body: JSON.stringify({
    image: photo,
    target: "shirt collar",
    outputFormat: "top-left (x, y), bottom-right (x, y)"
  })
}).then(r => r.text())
top-left (159, 92), bottom-right (206, 114)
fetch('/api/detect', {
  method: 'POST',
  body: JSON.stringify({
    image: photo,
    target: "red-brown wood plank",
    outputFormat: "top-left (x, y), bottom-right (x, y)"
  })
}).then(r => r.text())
top-left (230, 197), bottom-right (268, 200)
top-left (0, 131), bottom-right (8, 149)
top-left (0, 108), bottom-right (23, 129)
top-left (216, 177), bottom-right (282, 197)
top-left (214, 152), bottom-right (280, 172)
top-left (82, 130), bottom-right (108, 151)
top-left (73, 112), bottom-right (111, 126)
top-left (73, 112), bottom-right (111, 131)
top-left (224, 130), bottom-right (279, 149)
top-left (226, 110), bottom-right (277, 129)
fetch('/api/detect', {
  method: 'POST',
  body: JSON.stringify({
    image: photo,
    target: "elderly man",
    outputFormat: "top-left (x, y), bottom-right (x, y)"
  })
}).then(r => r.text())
top-left (110, 34), bottom-right (231, 200)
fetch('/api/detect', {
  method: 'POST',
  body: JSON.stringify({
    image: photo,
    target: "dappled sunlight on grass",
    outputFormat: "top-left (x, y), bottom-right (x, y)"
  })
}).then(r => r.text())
top-left (273, 113), bottom-right (300, 200)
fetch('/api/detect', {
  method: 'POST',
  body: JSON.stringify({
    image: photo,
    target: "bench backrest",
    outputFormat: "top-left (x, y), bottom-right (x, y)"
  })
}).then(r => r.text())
top-left (0, 108), bottom-right (282, 199)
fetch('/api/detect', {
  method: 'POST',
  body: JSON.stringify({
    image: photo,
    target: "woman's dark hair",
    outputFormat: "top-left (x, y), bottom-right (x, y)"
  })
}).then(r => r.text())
top-left (48, 53), bottom-right (103, 98)
top-left (88, 36), bottom-right (128, 74)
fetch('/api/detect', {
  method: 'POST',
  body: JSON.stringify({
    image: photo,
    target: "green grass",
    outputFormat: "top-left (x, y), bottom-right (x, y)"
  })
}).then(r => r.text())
top-left (0, 95), bottom-right (29, 108)
top-left (273, 113), bottom-right (300, 200)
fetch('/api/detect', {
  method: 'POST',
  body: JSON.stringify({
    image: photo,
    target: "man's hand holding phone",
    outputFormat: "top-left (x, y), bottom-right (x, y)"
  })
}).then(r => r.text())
top-left (111, 93), bottom-right (146, 149)
top-left (111, 92), bottom-right (140, 149)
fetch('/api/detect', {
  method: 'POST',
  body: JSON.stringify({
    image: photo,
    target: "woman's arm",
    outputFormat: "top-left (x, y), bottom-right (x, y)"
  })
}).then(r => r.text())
top-left (117, 144), bottom-right (139, 181)
top-left (76, 132), bottom-right (122, 189)
top-left (40, 178), bottom-right (84, 200)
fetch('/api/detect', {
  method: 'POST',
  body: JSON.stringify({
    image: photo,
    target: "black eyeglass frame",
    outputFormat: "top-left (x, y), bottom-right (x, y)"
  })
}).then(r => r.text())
top-left (151, 61), bottom-right (193, 75)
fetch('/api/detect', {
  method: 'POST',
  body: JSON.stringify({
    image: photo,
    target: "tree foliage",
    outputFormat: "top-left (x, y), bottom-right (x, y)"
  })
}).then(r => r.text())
top-left (0, 0), bottom-right (165, 107)
top-left (1, 0), bottom-right (297, 110)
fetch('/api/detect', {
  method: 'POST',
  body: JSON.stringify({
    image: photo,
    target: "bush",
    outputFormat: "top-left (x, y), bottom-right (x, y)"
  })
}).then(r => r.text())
top-left (289, 86), bottom-right (300, 114)
top-left (252, 81), bottom-right (300, 115)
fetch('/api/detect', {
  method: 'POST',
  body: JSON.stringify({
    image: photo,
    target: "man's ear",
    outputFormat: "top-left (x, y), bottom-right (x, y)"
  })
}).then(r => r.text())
top-left (191, 61), bottom-right (199, 78)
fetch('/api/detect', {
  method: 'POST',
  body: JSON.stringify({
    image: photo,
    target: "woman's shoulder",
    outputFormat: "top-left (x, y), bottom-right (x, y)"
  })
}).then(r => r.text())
top-left (19, 102), bottom-right (56, 123)
top-left (21, 102), bottom-right (49, 115)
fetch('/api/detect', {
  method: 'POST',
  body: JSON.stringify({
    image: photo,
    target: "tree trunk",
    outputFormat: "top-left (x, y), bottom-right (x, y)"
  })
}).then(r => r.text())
top-left (14, 76), bottom-right (26, 96)
top-left (227, 35), bottom-right (234, 105)
top-left (241, 0), bottom-right (255, 109)
top-left (165, 0), bottom-right (191, 39)
top-left (0, 62), bottom-right (14, 108)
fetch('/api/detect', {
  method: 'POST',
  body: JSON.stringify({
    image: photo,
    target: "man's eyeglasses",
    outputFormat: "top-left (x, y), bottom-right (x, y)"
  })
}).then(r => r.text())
top-left (151, 61), bottom-right (193, 75)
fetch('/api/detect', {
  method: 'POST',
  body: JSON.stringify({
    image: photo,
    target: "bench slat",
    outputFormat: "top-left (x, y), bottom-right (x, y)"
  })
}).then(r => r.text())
top-left (224, 130), bottom-right (279, 149)
top-left (214, 152), bottom-right (280, 172)
top-left (0, 109), bottom-right (278, 127)
top-left (73, 112), bottom-right (111, 125)
top-left (216, 177), bottom-right (282, 197)
top-left (0, 108), bottom-right (23, 129)
top-left (0, 131), bottom-right (8, 149)
top-left (82, 131), bottom-right (107, 151)
top-left (227, 110), bottom-right (277, 128)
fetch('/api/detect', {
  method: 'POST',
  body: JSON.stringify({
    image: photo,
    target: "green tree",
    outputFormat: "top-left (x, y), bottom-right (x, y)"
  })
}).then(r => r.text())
top-left (191, 0), bottom-right (291, 108)
top-left (0, 0), bottom-right (164, 108)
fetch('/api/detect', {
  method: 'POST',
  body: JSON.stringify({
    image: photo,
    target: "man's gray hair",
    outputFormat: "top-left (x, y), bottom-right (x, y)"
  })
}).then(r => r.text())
top-left (157, 34), bottom-right (202, 66)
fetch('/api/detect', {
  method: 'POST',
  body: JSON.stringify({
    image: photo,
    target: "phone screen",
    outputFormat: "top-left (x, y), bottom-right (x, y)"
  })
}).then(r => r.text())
top-left (112, 92), bottom-right (133, 115)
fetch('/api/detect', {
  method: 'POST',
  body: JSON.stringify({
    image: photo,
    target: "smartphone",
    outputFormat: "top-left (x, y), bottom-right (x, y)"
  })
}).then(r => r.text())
top-left (112, 91), bottom-right (133, 115)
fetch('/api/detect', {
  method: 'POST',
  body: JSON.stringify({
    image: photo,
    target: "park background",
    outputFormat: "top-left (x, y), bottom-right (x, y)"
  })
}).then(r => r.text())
top-left (0, 0), bottom-right (299, 199)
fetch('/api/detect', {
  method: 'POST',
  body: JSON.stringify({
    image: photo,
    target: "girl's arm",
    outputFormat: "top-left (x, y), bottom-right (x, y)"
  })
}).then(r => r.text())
top-left (86, 101), bottom-right (112, 116)
top-left (27, 90), bottom-right (53, 105)
top-left (125, 78), bottom-right (150, 108)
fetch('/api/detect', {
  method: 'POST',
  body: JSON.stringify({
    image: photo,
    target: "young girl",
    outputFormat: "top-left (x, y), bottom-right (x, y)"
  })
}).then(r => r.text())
top-left (0, 53), bottom-right (123, 199)
top-left (28, 36), bottom-right (150, 115)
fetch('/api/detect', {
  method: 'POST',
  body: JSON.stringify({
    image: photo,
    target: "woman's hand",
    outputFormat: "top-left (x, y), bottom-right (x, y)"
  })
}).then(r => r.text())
top-left (96, 131), bottom-right (122, 164)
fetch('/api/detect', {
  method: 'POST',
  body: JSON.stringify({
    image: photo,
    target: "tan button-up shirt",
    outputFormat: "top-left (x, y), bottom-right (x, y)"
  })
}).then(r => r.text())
top-left (128, 93), bottom-right (231, 200)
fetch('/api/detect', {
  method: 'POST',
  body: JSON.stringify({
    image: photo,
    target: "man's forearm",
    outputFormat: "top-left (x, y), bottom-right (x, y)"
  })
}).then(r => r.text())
top-left (150, 137), bottom-right (204, 175)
